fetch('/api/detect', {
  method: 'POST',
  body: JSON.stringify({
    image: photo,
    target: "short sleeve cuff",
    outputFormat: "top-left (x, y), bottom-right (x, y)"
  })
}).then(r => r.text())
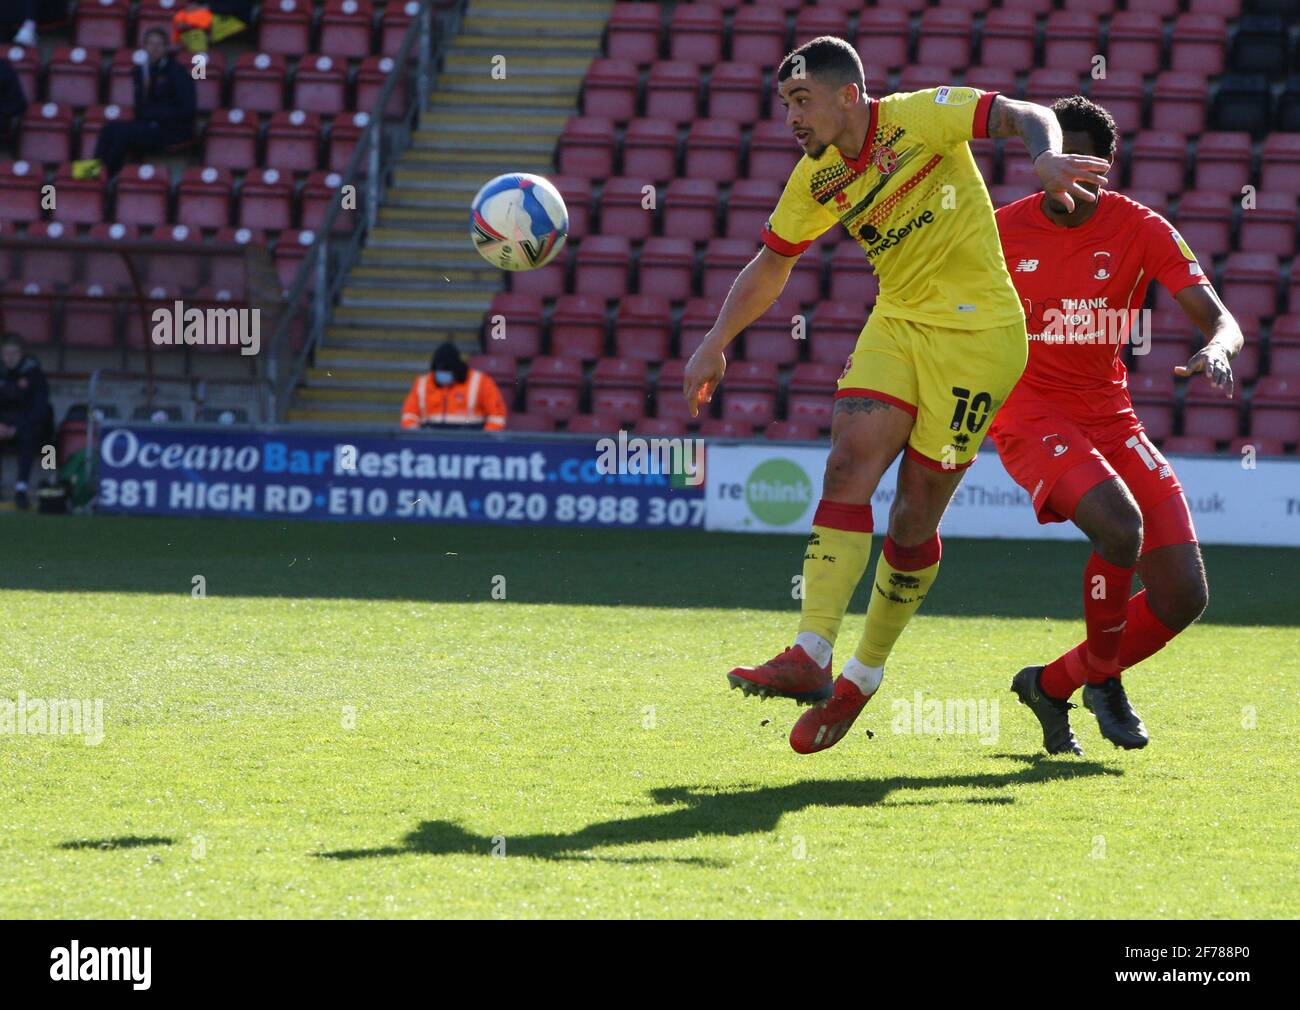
top-left (760, 227), bottom-right (812, 257)
top-left (972, 91), bottom-right (999, 140)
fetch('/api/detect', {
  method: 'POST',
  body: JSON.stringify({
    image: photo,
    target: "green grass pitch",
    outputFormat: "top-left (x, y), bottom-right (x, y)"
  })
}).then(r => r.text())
top-left (1, 514), bottom-right (1295, 918)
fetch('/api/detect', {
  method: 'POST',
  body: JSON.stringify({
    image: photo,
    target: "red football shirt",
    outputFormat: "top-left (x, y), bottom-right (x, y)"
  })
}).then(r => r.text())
top-left (994, 189), bottom-right (1211, 422)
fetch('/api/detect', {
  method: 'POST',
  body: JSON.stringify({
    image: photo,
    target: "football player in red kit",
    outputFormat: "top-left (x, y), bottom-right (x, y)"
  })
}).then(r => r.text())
top-left (991, 97), bottom-right (1245, 754)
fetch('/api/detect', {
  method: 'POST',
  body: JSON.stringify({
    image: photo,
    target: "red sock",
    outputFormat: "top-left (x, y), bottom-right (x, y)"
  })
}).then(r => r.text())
top-left (1081, 552), bottom-right (1135, 684)
top-left (1046, 590), bottom-right (1181, 697)
top-left (1116, 589), bottom-right (1179, 669)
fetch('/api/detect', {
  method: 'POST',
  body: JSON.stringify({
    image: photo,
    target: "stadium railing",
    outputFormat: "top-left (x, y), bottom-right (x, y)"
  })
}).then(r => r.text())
top-left (268, 0), bottom-right (466, 421)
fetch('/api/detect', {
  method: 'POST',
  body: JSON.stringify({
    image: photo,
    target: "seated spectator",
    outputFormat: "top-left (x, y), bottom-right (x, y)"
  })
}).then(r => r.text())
top-left (0, 54), bottom-right (26, 145)
top-left (71, 28), bottom-right (196, 179)
top-left (1, 0), bottom-right (38, 47)
top-left (0, 333), bottom-right (52, 510)
top-left (400, 342), bottom-right (508, 432)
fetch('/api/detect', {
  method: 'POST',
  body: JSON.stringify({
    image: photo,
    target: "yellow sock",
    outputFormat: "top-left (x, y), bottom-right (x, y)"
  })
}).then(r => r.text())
top-left (798, 501), bottom-right (874, 647)
top-left (856, 535), bottom-right (942, 666)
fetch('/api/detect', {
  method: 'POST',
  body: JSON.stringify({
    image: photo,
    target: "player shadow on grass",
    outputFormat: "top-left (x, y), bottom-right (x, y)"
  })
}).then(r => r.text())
top-left (318, 757), bottom-right (1119, 864)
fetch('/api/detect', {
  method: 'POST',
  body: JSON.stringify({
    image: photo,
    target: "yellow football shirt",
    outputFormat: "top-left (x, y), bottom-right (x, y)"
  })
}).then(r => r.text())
top-left (761, 86), bottom-right (1025, 330)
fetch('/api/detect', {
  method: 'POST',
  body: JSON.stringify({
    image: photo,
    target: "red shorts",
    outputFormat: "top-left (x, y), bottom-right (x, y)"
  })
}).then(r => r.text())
top-left (990, 403), bottom-right (1198, 554)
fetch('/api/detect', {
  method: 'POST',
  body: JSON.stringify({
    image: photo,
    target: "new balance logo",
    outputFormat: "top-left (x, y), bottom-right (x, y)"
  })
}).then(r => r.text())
top-left (1015, 259), bottom-right (1039, 272)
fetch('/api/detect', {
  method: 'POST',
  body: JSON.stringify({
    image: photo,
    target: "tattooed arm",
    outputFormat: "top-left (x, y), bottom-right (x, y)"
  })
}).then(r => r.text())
top-left (984, 95), bottom-right (1110, 212)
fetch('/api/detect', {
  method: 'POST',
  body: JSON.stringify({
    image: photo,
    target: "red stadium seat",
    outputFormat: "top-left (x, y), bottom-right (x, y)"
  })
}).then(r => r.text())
top-left (76, 0), bottom-right (129, 50)
top-left (607, 3), bottom-right (661, 64)
top-left (599, 176), bottom-right (656, 240)
top-left (294, 55), bottom-right (348, 116)
top-left (1088, 71), bottom-right (1144, 136)
top-left (559, 116), bottom-right (616, 179)
top-left (743, 297), bottom-right (802, 365)
top-left (615, 295), bottom-right (672, 361)
top-left (722, 391), bottom-right (776, 428)
top-left (1043, 12), bottom-right (1100, 69)
top-left (18, 222), bottom-right (77, 286)
top-left (725, 178), bottom-right (780, 240)
top-left (829, 243), bottom-right (878, 304)
top-left (699, 419), bottom-right (754, 438)
top-left (684, 119), bottom-right (741, 182)
top-left (379, 0), bottom-right (424, 57)
top-left (702, 238), bottom-right (756, 299)
top-left (1269, 345), bottom-right (1300, 377)
top-left (566, 414), bottom-right (623, 435)
top-left (1171, 14), bottom-right (1228, 76)
top-left (238, 168), bottom-right (294, 231)
top-left (106, 48), bottom-right (140, 107)
top-left (1251, 374), bottom-right (1300, 406)
top-left (810, 301), bottom-right (864, 366)
top-left (525, 356), bottom-right (583, 421)
top-left (266, 110), bottom-right (324, 174)
top-left (209, 227), bottom-right (266, 297)
top-left (508, 260), bottom-right (566, 299)
top-left (85, 222), bottom-right (141, 287)
top-left (147, 225), bottom-right (206, 290)
top-left (232, 53), bottom-right (288, 114)
top-left (645, 61), bottom-right (700, 122)
top-left (1174, 190), bottom-right (1233, 260)
top-left (1129, 371), bottom-right (1176, 405)
top-left (1238, 193), bottom-right (1297, 258)
top-left (980, 10), bottom-right (1035, 69)
top-left (621, 118), bottom-right (679, 182)
top-left (1260, 134), bottom-right (1300, 195)
top-left (634, 418), bottom-right (688, 437)
top-left (591, 386), bottom-right (646, 424)
top-left (854, 8), bottom-right (909, 71)
top-left (135, 0), bottom-right (181, 42)
top-left (1136, 404), bottom-right (1175, 441)
top-left (1220, 253), bottom-right (1280, 320)
top-left (899, 65), bottom-right (962, 94)
top-left (1193, 132), bottom-right (1252, 193)
top-left (62, 283), bottom-right (119, 348)
top-left (327, 112), bottom-right (367, 174)
top-left (1182, 403), bottom-right (1240, 441)
top-left (637, 237), bottom-right (694, 302)
top-left (0, 281), bottom-right (55, 346)
top-left (678, 296), bottom-right (723, 356)
top-left (662, 178), bottom-right (718, 240)
top-left (583, 59), bottom-right (638, 122)
top-left (467, 353), bottom-right (518, 391)
top-left (917, 9), bottom-right (973, 69)
top-left (19, 102), bottom-right (73, 164)
top-left (48, 165), bottom-right (104, 225)
top-left (0, 162), bottom-right (41, 227)
top-left (1107, 12), bottom-right (1164, 76)
top-left (356, 56), bottom-right (411, 119)
top-left (731, 6), bottom-right (786, 66)
top-left (707, 63), bottom-right (762, 124)
top-left (794, 9), bottom-right (849, 48)
top-left (1132, 340), bottom-right (1193, 377)
top-left (1248, 408), bottom-right (1300, 445)
top-left (574, 235), bottom-right (632, 298)
top-left (204, 108), bottom-right (259, 171)
top-left (4, 45), bottom-right (38, 102)
top-left (747, 120), bottom-right (799, 182)
top-left (1129, 131), bottom-right (1187, 194)
top-left (654, 359), bottom-right (693, 421)
top-left (319, 0), bottom-right (375, 60)
top-left (766, 419), bottom-right (820, 441)
top-left (506, 412), bottom-right (557, 432)
top-left (1160, 435), bottom-right (1216, 455)
top-left (1228, 436), bottom-right (1286, 457)
top-left (46, 47), bottom-right (100, 108)
top-left (670, 5), bottom-right (724, 65)
top-left (785, 252), bottom-right (823, 305)
top-left (1151, 72), bottom-right (1210, 135)
top-left (301, 171), bottom-right (356, 235)
top-left (259, 0), bottom-right (313, 56)
top-left (549, 293), bottom-right (608, 360)
top-left (1024, 68), bottom-right (1081, 109)
top-left (484, 292), bottom-right (543, 359)
top-left (175, 166), bottom-right (234, 230)
top-left (114, 164), bottom-right (169, 227)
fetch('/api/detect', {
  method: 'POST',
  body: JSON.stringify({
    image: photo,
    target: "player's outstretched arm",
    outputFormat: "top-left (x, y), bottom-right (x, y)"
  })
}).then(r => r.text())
top-left (1173, 284), bottom-right (1244, 398)
top-left (985, 95), bottom-right (1110, 212)
top-left (682, 245), bottom-right (796, 417)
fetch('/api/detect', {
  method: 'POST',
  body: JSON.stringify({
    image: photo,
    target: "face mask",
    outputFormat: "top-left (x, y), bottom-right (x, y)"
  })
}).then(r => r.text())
top-left (434, 370), bottom-right (454, 385)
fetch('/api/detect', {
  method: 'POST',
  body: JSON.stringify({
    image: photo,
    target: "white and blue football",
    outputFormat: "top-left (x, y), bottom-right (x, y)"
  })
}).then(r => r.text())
top-left (470, 173), bottom-right (569, 271)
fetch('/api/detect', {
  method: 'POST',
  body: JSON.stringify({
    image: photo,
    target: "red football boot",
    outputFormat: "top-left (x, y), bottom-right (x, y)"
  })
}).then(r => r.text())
top-left (726, 645), bottom-right (832, 705)
top-left (789, 675), bottom-right (872, 754)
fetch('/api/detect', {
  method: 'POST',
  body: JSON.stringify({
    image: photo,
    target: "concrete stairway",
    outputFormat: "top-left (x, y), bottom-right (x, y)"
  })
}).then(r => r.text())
top-left (289, 0), bottom-right (614, 425)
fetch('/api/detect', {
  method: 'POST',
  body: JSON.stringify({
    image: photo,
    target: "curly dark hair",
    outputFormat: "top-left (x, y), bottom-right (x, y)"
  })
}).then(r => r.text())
top-left (1050, 95), bottom-right (1119, 162)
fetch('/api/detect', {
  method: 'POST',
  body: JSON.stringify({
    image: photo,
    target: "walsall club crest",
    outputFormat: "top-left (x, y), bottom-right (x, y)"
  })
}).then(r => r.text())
top-left (872, 145), bottom-right (898, 175)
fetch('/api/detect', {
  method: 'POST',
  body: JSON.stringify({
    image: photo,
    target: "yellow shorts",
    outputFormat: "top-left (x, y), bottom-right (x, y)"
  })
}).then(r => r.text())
top-left (835, 313), bottom-right (1028, 471)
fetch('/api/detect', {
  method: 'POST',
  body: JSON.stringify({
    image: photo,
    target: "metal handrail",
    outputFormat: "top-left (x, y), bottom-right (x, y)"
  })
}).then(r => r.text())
top-left (268, 0), bottom-right (468, 421)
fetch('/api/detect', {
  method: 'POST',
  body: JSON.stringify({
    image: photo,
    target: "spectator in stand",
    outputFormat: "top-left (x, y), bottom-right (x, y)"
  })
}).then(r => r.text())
top-left (1, 0), bottom-right (38, 47)
top-left (400, 342), bottom-right (508, 431)
top-left (0, 53), bottom-right (26, 146)
top-left (0, 333), bottom-right (51, 510)
top-left (71, 28), bottom-right (196, 179)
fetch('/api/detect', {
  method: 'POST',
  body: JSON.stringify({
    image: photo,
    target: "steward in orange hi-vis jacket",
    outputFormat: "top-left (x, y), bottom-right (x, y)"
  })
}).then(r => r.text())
top-left (400, 342), bottom-right (508, 431)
